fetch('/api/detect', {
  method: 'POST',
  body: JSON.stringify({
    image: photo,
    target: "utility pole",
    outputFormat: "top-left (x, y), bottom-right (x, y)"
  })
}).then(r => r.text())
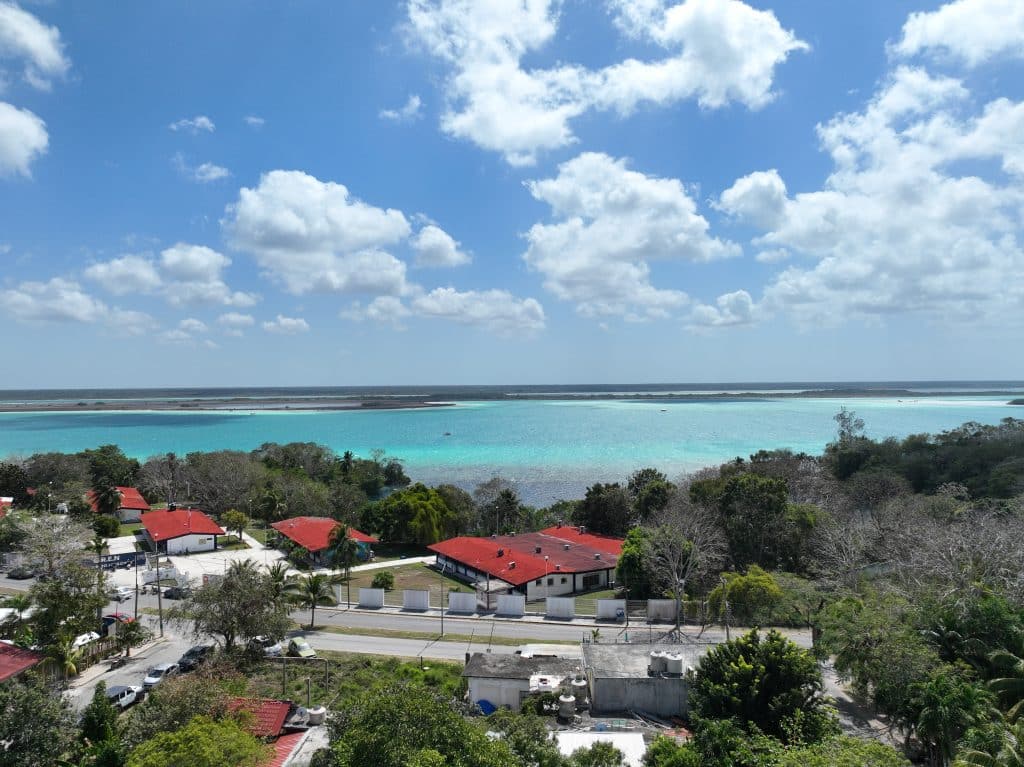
top-left (155, 550), bottom-right (164, 637)
top-left (721, 575), bottom-right (730, 642)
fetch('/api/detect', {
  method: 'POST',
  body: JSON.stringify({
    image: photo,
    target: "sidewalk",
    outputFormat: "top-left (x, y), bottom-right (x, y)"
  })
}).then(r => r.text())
top-left (68, 634), bottom-right (169, 690)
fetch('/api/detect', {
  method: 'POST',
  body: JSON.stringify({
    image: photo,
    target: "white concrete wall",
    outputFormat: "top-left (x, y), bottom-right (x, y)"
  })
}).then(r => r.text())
top-left (647, 599), bottom-right (678, 622)
top-left (596, 599), bottom-right (626, 620)
top-left (547, 596), bottom-right (576, 620)
top-left (165, 534), bottom-right (217, 555)
top-left (448, 592), bottom-right (477, 613)
top-left (403, 589), bottom-right (430, 611)
top-left (496, 594), bottom-right (526, 616)
top-left (468, 678), bottom-right (529, 710)
top-left (525, 573), bottom-right (575, 601)
top-left (359, 588), bottom-right (384, 608)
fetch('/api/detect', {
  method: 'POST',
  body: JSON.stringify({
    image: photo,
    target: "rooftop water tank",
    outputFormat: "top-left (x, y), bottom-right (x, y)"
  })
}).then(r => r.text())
top-left (649, 650), bottom-right (667, 674)
top-left (307, 706), bottom-right (326, 726)
top-left (558, 694), bottom-right (576, 720)
top-left (665, 653), bottom-right (684, 675)
top-left (571, 676), bottom-right (589, 710)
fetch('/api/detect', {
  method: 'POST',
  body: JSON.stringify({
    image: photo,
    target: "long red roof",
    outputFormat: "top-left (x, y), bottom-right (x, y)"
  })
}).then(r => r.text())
top-left (0, 642), bottom-right (44, 682)
top-left (228, 697), bottom-right (291, 738)
top-left (428, 529), bottom-right (622, 587)
top-left (538, 525), bottom-right (624, 555)
top-left (87, 486), bottom-right (151, 513)
top-left (140, 508), bottom-right (224, 541)
top-left (270, 517), bottom-right (378, 553)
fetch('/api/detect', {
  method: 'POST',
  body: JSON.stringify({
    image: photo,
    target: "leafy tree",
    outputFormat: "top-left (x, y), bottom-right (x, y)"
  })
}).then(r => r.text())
top-left (80, 681), bottom-right (119, 744)
top-left (628, 468), bottom-right (673, 520)
top-left (643, 735), bottom-right (702, 767)
top-left (0, 461), bottom-right (31, 506)
top-left (957, 720), bottom-right (1024, 766)
top-left (327, 524), bottom-right (359, 606)
top-left (23, 451), bottom-right (91, 494)
top-left (0, 674), bottom-right (77, 767)
top-left (221, 509), bottom-right (249, 541)
top-left (263, 561), bottom-right (293, 607)
top-left (912, 666), bottom-right (996, 767)
top-left (126, 715), bottom-right (268, 767)
top-left (361, 484), bottom-right (455, 544)
top-left (573, 483), bottom-right (632, 537)
top-left (990, 651), bottom-right (1024, 721)
top-left (31, 561), bottom-right (108, 649)
top-left (487, 710), bottom-right (566, 767)
top-left (775, 736), bottom-right (911, 766)
top-left (568, 741), bottom-right (625, 767)
top-left (120, 675), bottom-right (229, 751)
top-left (372, 570), bottom-right (395, 590)
top-left (616, 527), bottom-right (657, 598)
top-left (691, 629), bottom-right (837, 744)
top-left (708, 566), bottom-right (783, 625)
top-left (169, 563), bottom-right (291, 650)
top-left (434, 484), bottom-right (475, 535)
top-left (287, 573), bottom-right (338, 629)
top-left (92, 514), bottom-right (120, 538)
top-left (82, 445), bottom-right (140, 491)
top-left (327, 682), bottom-right (517, 767)
top-left (43, 633), bottom-right (84, 680)
top-left (92, 486), bottom-right (124, 517)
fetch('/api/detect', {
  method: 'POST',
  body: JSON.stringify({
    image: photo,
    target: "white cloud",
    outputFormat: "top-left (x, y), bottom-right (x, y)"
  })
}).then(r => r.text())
top-left (168, 115), bottom-right (215, 134)
top-left (0, 2), bottom-right (69, 89)
top-left (380, 94), bottom-right (423, 122)
top-left (217, 311), bottom-right (255, 336)
top-left (178, 317), bottom-right (207, 334)
top-left (523, 152), bottom-right (738, 319)
top-left (263, 314), bottom-right (310, 334)
top-left (716, 169), bottom-right (788, 229)
top-left (754, 248), bottom-right (790, 264)
top-left (411, 287), bottom-right (545, 333)
top-left (224, 169), bottom-right (413, 296)
top-left (0, 100), bottom-right (46, 176)
top-left (83, 255), bottom-right (162, 295)
top-left (172, 153), bottom-right (230, 183)
top-left (343, 296), bottom-right (412, 329)
top-left (895, 0), bottom-right (1024, 67)
top-left (723, 65), bottom-right (1024, 325)
top-left (244, 115), bottom-right (265, 128)
top-left (406, 0), bottom-right (806, 164)
top-left (84, 245), bottom-right (257, 307)
top-left (4, 277), bottom-right (155, 335)
top-left (689, 289), bottom-right (757, 327)
top-left (161, 317), bottom-right (212, 344)
top-left (410, 224), bottom-right (470, 267)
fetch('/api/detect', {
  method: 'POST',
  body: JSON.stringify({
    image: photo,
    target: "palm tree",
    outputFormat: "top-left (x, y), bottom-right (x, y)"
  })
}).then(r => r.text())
top-left (44, 634), bottom-right (83, 682)
top-left (227, 558), bottom-right (260, 579)
top-left (92, 486), bottom-right (123, 517)
top-left (327, 524), bottom-right (359, 608)
top-left (286, 573), bottom-right (337, 629)
top-left (915, 670), bottom-right (996, 767)
top-left (956, 721), bottom-right (1024, 766)
top-left (85, 533), bottom-right (108, 624)
top-left (256, 490), bottom-right (286, 524)
top-left (991, 651), bottom-right (1024, 722)
top-left (0, 594), bottom-right (31, 635)
top-left (114, 618), bottom-right (146, 657)
top-left (265, 562), bottom-right (293, 607)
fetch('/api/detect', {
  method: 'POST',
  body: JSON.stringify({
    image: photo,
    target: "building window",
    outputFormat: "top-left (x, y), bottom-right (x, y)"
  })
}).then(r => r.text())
top-left (561, 577), bottom-right (567, 584)
top-left (582, 573), bottom-right (600, 589)
top-left (547, 578), bottom-right (554, 586)
top-left (535, 579), bottom-right (542, 585)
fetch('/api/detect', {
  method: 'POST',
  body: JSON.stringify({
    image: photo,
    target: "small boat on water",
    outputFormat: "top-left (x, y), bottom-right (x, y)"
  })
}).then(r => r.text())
top-left (443, 431), bottom-right (452, 436)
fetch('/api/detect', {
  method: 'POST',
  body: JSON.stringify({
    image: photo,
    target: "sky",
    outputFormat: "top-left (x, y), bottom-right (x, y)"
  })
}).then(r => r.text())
top-left (2, 0), bottom-right (1024, 388)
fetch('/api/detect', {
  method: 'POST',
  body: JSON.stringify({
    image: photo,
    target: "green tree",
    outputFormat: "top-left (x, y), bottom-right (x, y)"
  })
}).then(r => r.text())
top-left (30, 561), bottom-right (109, 647)
top-left (487, 710), bottom-right (566, 767)
top-left (327, 524), bottom-right (359, 607)
top-left (43, 633), bottom-right (84, 681)
top-left (120, 675), bottom-right (229, 751)
top-left (991, 651), bottom-right (1024, 721)
top-left (776, 736), bottom-right (911, 766)
top-left (221, 509), bottom-right (249, 542)
top-left (264, 561), bottom-right (293, 607)
top-left (92, 486), bottom-right (124, 517)
top-left (327, 682), bottom-right (517, 767)
top-left (957, 720), bottom-right (1024, 766)
top-left (0, 675), bottom-right (77, 767)
top-left (616, 527), bottom-right (657, 598)
top-left (287, 573), bottom-right (338, 629)
top-left (92, 514), bottom-right (121, 538)
top-left (708, 566), bottom-right (783, 625)
top-left (115, 617), bottom-right (146, 657)
top-left (573, 483), bottom-right (632, 537)
top-left (628, 468), bottom-right (673, 520)
top-left (361, 484), bottom-right (455, 544)
top-left (643, 735), bottom-right (702, 767)
top-left (82, 445), bottom-right (140, 491)
top-left (913, 666), bottom-right (996, 767)
top-left (126, 715), bottom-right (268, 767)
top-left (80, 681), bottom-right (119, 745)
top-left (691, 629), bottom-right (836, 744)
top-left (568, 741), bottom-right (625, 766)
top-left (372, 570), bottom-right (395, 590)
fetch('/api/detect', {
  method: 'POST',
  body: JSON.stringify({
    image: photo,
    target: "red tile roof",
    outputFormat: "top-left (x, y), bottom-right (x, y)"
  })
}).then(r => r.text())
top-left (270, 517), bottom-right (378, 553)
top-left (539, 525), bottom-right (624, 556)
top-left (266, 731), bottom-right (305, 767)
top-left (228, 697), bottom-right (292, 738)
top-left (87, 486), bottom-right (151, 513)
top-left (0, 642), bottom-right (44, 682)
top-left (428, 529), bottom-right (622, 587)
top-left (140, 508), bottom-right (224, 541)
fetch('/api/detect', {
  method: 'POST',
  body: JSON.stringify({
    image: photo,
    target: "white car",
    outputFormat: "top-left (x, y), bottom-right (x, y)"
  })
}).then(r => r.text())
top-left (106, 684), bottom-right (143, 710)
top-left (142, 662), bottom-right (179, 689)
top-left (110, 586), bottom-right (134, 602)
top-left (71, 631), bottom-right (101, 649)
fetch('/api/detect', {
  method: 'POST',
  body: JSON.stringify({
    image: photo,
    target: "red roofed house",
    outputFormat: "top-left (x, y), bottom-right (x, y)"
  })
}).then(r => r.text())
top-left (0, 642), bottom-right (44, 683)
top-left (140, 507), bottom-right (225, 555)
top-left (0, 497), bottom-right (12, 519)
top-left (87, 486), bottom-right (151, 522)
top-left (429, 524), bottom-right (623, 604)
top-left (271, 517), bottom-right (378, 566)
top-left (227, 698), bottom-right (311, 767)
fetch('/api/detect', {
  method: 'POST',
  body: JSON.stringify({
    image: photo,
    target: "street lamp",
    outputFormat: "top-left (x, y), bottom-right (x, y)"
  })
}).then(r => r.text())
top-left (543, 556), bottom-right (549, 603)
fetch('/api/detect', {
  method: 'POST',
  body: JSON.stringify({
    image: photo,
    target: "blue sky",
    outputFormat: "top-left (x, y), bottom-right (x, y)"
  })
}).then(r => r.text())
top-left (2, 0), bottom-right (1024, 387)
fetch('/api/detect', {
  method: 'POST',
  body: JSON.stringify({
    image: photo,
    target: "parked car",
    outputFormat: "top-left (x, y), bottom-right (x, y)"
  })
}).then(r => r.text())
top-left (177, 644), bottom-right (213, 672)
top-left (142, 662), bottom-right (179, 689)
top-left (7, 566), bottom-right (35, 580)
top-left (106, 684), bottom-right (143, 710)
top-left (287, 636), bottom-right (316, 658)
top-left (162, 586), bottom-right (192, 600)
top-left (101, 613), bottom-right (136, 637)
top-left (248, 635), bottom-right (283, 657)
top-left (108, 586), bottom-right (134, 602)
top-left (71, 631), bottom-right (101, 649)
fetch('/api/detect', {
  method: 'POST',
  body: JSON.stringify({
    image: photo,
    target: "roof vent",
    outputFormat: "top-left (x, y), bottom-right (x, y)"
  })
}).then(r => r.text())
top-left (563, 543), bottom-right (570, 550)
top-left (497, 548), bottom-right (504, 557)
top-left (594, 553), bottom-right (602, 560)
top-left (508, 561), bottom-right (516, 569)
top-left (579, 526), bottom-right (586, 535)
top-left (555, 564), bottom-right (561, 571)
top-left (535, 546), bottom-right (542, 554)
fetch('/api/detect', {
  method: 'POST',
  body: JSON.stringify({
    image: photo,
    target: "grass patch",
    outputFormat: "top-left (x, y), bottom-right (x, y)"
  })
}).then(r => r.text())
top-left (313, 622), bottom-right (575, 647)
top-left (573, 588), bottom-right (620, 616)
top-left (118, 522), bottom-right (143, 537)
top-left (244, 526), bottom-right (268, 545)
top-left (342, 563), bottom-right (468, 607)
top-left (218, 538), bottom-right (250, 551)
top-left (370, 543), bottom-right (430, 561)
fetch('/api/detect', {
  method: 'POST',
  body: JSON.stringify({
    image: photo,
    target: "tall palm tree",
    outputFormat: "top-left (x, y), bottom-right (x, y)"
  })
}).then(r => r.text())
top-left (0, 594), bottom-right (31, 635)
top-left (265, 562), bottom-right (293, 607)
top-left (114, 618), bottom-right (145, 657)
top-left (44, 634), bottom-right (83, 682)
top-left (915, 671), bottom-right (996, 767)
top-left (286, 573), bottom-right (337, 630)
top-left (327, 524), bottom-right (359, 607)
top-left (956, 721), bottom-right (1024, 766)
top-left (92, 486), bottom-right (123, 517)
top-left (85, 533), bottom-right (108, 624)
top-left (991, 651), bottom-right (1024, 722)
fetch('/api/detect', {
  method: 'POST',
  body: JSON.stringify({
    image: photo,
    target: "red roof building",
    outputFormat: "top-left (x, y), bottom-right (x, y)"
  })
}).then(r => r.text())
top-left (429, 527), bottom-right (623, 602)
top-left (0, 497), bottom-right (11, 519)
top-left (140, 508), bottom-right (225, 555)
top-left (228, 698), bottom-right (292, 738)
top-left (271, 517), bottom-right (377, 561)
top-left (0, 642), bottom-right (44, 683)
top-left (87, 486), bottom-right (151, 522)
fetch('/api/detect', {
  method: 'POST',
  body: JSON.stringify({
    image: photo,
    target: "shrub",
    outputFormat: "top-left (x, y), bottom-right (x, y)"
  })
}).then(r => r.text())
top-left (371, 571), bottom-right (395, 590)
top-left (93, 514), bottom-right (120, 538)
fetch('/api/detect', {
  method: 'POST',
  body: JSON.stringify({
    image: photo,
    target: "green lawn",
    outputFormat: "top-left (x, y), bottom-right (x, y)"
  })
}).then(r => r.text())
top-left (218, 537), bottom-right (250, 551)
top-left (573, 588), bottom-right (620, 616)
top-left (342, 563), bottom-right (468, 607)
top-left (118, 522), bottom-right (143, 537)
top-left (244, 526), bottom-right (269, 545)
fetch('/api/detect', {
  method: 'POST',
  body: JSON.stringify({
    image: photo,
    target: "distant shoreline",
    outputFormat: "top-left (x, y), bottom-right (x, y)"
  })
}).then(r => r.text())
top-left (0, 389), bottom-right (1020, 414)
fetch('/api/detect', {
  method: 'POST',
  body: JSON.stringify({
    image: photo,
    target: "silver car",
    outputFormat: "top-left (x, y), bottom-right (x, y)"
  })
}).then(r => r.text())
top-left (142, 662), bottom-right (179, 689)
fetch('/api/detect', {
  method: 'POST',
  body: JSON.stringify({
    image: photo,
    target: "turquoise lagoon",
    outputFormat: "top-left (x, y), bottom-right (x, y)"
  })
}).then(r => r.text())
top-left (0, 396), bottom-right (1018, 504)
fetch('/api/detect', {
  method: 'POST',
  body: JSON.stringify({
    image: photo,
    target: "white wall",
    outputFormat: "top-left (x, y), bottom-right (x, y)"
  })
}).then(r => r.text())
top-left (546, 596), bottom-right (576, 620)
top-left (496, 595), bottom-right (526, 616)
top-left (596, 599), bottom-right (626, 620)
top-left (468, 678), bottom-right (529, 710)
top-left (647, 599), bottom-right (678, 622)
top-left (449, 592), bottom-right (477, 613)
top-left (525, 573), bottom-right (575, 601)
top-left (403, 589), bottom-right (430, 610)
top-left (359, 588), bottom-right (384, 608)
top-left (166, 534), bottom-right (217, 555)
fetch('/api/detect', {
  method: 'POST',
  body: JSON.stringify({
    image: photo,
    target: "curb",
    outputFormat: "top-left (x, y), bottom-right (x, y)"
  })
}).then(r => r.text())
top-left (67, 636), bottom-right (169, 689)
